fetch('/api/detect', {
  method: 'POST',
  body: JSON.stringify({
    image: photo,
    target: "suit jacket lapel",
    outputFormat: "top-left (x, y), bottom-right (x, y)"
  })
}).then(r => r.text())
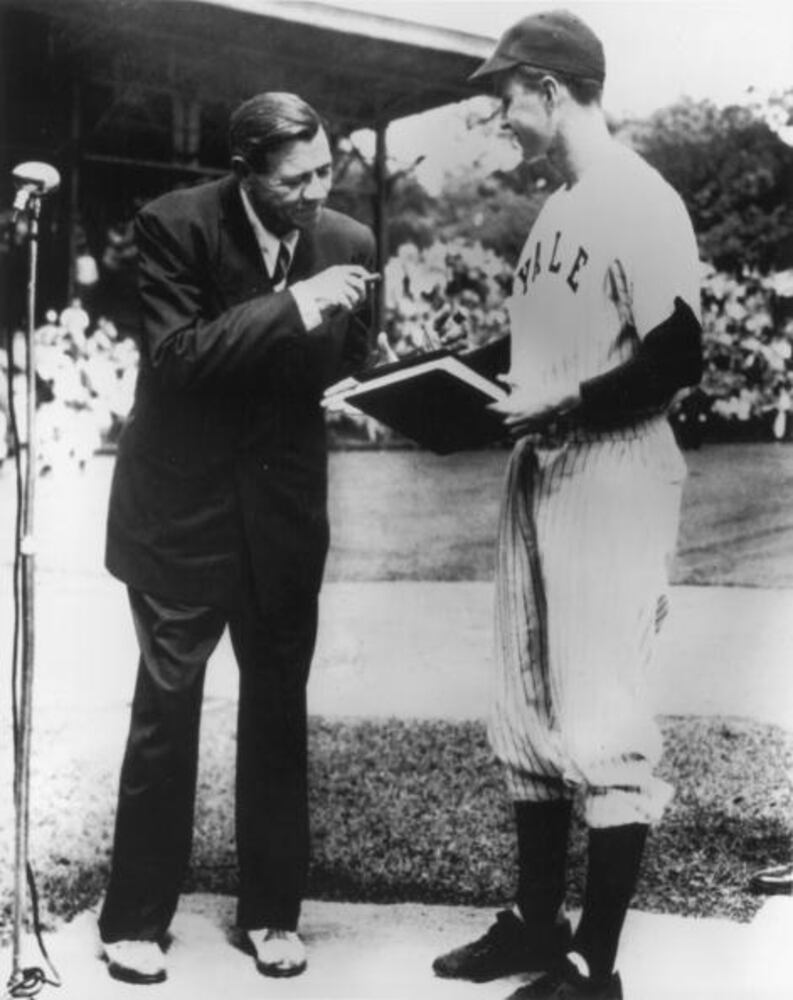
top-left (289, 226), bottom-right (318, 284)
top-left (217, 176), bottom-right (273, 301)
top-left (215, 177), bottom-right (327, 299)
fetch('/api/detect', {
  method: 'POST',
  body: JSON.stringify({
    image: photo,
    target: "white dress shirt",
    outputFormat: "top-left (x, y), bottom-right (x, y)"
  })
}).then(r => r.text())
top-left (239, 186), bottom-right (322, 331)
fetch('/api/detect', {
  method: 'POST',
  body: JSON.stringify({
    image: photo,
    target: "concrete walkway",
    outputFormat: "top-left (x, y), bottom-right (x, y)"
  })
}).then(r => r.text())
top-left (4, 574), bottom-right (792, 729)
top-left (9, 894), bottom-right (793, 999)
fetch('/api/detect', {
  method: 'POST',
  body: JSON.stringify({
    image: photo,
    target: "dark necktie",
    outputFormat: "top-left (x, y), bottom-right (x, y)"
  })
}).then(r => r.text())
top-left (272, 242), bottom-right (291, 287)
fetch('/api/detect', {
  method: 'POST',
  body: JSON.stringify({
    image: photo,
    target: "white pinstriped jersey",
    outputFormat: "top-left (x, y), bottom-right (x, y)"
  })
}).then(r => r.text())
top-left (490, 141), bottom-right (701, 827)
top-left (507, 141), bottom-right (701, 407)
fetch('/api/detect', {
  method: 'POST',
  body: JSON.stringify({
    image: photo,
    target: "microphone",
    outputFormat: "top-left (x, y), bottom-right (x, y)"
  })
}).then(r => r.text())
top-left (12, 162), bottom-right (61, 222)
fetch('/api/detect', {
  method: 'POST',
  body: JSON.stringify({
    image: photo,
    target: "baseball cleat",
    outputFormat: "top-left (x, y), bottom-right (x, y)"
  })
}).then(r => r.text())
top-left (748, 862), bottom-right (793, 895)
top-left (506, 958), bottom-right (622, 999)
top-left (432, 910), bottom-right (571, 982)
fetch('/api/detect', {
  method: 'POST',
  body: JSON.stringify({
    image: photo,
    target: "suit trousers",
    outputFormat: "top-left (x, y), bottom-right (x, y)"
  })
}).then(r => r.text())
top-left (98, 576), bottom-right (319, 943)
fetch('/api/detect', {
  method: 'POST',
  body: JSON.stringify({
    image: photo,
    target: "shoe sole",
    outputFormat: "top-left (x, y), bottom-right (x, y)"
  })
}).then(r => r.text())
top-left (432, 919), bottom-right (573, 983)
top-left (254, 959), bottom-right (307, 978)
top-left (107, 961), bottom-right (167, 985)
top-left (433, 960), bottom-right (548, 983)
top-left (749, 882), bottom-right (793, 895)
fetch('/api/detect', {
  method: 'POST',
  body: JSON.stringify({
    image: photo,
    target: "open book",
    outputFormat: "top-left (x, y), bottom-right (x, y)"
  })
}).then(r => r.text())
top-left (323, 337), bottom-right (510, 454)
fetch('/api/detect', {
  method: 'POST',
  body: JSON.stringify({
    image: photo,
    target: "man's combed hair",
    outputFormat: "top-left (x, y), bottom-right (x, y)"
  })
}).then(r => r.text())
top-left (513, 65), bottom-right (603, 107)
top-left (229, 92), bottom-right (323, 172)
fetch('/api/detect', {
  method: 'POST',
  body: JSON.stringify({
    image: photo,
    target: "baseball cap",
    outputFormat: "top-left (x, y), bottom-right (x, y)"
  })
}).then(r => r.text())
top-left (471, 9), bottom-right (605, 83)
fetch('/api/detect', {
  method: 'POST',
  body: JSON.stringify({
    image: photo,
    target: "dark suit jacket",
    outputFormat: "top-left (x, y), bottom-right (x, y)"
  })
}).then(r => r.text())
top-left (106, 175), bottom-right (375, 609)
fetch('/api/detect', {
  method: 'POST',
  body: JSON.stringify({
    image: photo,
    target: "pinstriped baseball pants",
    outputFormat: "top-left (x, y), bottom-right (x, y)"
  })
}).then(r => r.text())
top-left (490, 419), bottom-right (686, 828)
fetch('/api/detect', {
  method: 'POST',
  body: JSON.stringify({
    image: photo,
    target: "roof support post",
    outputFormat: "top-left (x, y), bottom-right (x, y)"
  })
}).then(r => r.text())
top-left (67, 79), bottom-right (82, 302)
top-left (372, 120), bottom-right (388, 335)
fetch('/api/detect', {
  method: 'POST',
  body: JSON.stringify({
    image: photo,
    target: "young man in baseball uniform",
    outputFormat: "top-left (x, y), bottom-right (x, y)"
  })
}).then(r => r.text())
top-left (433, 11), bottom-right (703, 1000)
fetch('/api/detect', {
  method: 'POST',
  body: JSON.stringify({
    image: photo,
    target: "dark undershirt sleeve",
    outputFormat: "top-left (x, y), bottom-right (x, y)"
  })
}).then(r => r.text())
top-left (578, 296), bottom-right (703, 423)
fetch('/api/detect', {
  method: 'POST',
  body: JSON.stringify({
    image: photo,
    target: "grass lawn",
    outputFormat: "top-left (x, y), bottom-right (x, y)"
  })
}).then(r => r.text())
top-left (10, 712), bottom-right (792, 933)
top-left (3, 442), bottom-right (793, 586)
top-left (325, 443), bottom-right (793, 587)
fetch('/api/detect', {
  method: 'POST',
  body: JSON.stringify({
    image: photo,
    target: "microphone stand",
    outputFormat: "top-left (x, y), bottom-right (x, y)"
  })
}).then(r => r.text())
top-left (8, 192), bottom-right (44, 996)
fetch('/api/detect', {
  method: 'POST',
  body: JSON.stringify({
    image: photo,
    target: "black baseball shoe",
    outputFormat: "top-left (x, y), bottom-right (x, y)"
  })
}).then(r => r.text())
top-left (432, 910), bottom-right (572, 983)
top-left (506, 958), bottom-right (622, 1000)
top-left (748, 862), bottom-right (793, 895)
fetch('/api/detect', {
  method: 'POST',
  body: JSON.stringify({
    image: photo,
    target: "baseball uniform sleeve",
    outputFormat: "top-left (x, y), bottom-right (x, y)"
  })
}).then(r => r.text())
top-left (579, 296), bottom-right (703, 419)
top-left (626, 184), bottom-right (702, 336)
top-left (578, 180), bottom-right (703, 420)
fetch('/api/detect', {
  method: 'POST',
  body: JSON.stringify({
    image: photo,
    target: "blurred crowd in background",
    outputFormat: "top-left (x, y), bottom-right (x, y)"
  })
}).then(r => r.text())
top-left (0, 298), bottom-right (138, 475)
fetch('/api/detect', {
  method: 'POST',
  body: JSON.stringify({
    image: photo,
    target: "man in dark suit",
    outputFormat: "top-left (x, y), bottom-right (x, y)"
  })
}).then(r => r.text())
top-left (98, 92), bottom-right (376, 985)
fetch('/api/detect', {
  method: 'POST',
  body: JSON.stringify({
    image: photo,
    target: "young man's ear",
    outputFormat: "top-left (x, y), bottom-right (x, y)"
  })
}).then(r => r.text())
top-left (540, 75), bottom-right (559, 105)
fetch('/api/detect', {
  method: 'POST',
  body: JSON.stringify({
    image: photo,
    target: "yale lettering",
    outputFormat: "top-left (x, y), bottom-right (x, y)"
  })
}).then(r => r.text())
top-left (515, 230), bottom-right (589, 294)
top-left (517, 257), bottom-right (531, 293)
top-left (566, 247), bottom-right (589, 292)
top-left (532, 242), bottom-right (543, 282)
top-left (548, 231), bottom-right (562, 273)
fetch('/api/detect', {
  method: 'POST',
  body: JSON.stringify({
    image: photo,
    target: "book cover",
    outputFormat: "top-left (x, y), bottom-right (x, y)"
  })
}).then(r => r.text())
top-left (323, 338), bottom-right (511, 454)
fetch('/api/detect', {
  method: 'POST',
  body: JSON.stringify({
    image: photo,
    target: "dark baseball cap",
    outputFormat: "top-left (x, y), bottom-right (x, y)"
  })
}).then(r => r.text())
top-left (471, 9), bottom-right (605, 83)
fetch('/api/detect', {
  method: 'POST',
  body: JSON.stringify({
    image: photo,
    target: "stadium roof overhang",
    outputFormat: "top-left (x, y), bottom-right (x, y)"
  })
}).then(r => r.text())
top-left (17, 0), bottom-right (494, 132)
top-left (2, 0), bottom-right (496, 319)
top-left (197, 0), bottom-right (494, 130)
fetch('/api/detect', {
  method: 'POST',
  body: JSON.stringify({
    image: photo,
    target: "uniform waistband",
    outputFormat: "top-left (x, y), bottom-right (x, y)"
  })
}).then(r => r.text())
top-left (518, 411), bottom-right (666, 450)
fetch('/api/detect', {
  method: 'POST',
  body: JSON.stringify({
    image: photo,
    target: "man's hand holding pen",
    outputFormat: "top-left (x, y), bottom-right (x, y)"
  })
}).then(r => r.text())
top-left (295, 265), bottom-right (380, 319)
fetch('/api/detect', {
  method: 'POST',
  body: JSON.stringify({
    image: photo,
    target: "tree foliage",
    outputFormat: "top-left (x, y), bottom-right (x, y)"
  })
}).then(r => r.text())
top-left (419, 98), bottom-right (554, 265)
top-left (430, 168), bottom-right (548, 265)
top-left (618, 95), bottom-right (793, 275)
top-left (329, 102), bottom-right (554, 266)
